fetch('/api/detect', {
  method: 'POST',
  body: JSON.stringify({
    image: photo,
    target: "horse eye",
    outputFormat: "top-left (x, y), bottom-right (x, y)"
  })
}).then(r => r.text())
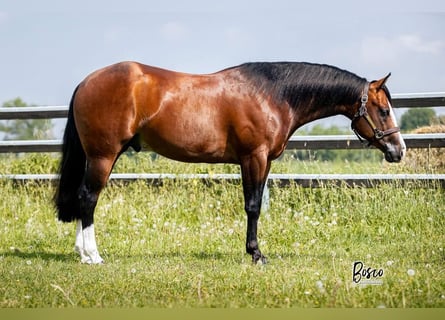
top-left (379, 108), bottom-right (390, 118)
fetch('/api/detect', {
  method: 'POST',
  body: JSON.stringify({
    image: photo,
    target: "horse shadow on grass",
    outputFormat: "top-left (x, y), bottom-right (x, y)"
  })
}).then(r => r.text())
top-left (0, 248), bottom-right (75, 263)
top-left (111, 250), bottom-right (238, 262)
top-left (0, 248), bottom-right (244, 264)
top-left (5, 248), bottom-right (410, 265)
top-left (112, 250), bottom-right (317, 264)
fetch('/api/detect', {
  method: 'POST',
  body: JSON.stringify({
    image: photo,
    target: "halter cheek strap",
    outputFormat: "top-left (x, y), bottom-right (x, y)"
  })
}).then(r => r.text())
top-left (351, 82), bottom-right (400, 146)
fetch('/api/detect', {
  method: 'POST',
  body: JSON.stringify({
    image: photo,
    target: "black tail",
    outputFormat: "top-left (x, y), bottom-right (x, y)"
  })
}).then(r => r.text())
top-left (55, 85), bottom-right (86, 222)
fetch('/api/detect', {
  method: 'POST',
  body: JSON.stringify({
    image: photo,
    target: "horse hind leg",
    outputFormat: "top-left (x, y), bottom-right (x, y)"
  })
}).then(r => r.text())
top-left (75, 156), bottom-right (115, 264)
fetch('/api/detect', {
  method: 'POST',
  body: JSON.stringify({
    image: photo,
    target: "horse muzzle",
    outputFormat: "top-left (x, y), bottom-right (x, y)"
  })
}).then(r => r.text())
top-left (383, 139), bottom-right (406, 163)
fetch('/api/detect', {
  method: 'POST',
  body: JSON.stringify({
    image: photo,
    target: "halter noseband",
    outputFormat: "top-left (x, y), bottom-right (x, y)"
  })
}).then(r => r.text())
top-left (351, 82), bottom-right (400, 146)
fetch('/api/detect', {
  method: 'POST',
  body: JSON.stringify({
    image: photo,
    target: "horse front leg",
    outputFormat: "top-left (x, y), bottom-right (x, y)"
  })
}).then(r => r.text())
top-left (240, 153), bottom-right (271, 264)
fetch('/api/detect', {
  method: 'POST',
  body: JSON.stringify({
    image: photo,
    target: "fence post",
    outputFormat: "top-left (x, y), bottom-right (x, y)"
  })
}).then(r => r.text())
top-left (262, 179), bottom-right (270, 213)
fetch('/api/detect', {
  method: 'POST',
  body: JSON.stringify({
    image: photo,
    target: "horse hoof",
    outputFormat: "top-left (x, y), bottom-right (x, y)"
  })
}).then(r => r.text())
top-left (81, 258), bottom-right (104, 265)
top-left (252, 254), bottom-right (268, 265)
top-left (79, 250), bottom-right (104, 264)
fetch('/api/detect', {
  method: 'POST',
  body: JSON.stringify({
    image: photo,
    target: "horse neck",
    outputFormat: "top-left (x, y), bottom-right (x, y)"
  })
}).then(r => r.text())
top-left (236, 62), bottom-right (365, 135)
top-left (284, 90), bottom-right (363, 136)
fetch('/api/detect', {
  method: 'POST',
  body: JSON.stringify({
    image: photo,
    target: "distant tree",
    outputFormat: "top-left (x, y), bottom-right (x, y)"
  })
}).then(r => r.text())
top-left (308, 124), bottom-right (347, 136)
top-left (432, 114), bottom-right (445, 126)
top-left (0, 98), bottom-right (54, 140)
top-left (400, 108), bottom-right (436, 132)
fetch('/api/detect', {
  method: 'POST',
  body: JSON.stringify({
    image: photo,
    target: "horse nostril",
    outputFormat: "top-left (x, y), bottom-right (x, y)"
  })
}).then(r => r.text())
top-left (385, 149), bottom-right (403, 163)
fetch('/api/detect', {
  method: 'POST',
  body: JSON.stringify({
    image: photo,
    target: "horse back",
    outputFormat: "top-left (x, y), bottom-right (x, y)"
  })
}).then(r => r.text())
top-left (73, 61), bottom-right (292, 163)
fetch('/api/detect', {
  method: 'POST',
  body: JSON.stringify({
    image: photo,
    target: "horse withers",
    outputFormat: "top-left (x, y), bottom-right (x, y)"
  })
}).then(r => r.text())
top-left (55, 61), bottom-right (406, 264)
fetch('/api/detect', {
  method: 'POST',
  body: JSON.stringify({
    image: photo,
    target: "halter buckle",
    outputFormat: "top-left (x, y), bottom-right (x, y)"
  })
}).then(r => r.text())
top-left (361, 93), bottom-right (368, 104)
top-left (374, 130), bottom-right (385, 140)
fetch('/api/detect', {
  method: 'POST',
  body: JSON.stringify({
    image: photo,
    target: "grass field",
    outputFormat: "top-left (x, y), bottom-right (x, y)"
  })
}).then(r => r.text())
top-left (0, 153), bottom-right (444, 307)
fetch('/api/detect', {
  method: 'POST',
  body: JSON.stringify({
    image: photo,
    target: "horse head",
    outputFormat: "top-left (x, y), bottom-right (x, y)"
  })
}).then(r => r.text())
top-left (351, 74), bottom-right (406, 162)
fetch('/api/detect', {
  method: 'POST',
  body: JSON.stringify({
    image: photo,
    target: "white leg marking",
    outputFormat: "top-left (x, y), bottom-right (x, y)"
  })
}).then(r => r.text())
top-left (74, 220), bottom-right (88, 262)
top-left (82, 224), bottom-right (104, 264)
top-left (74, 221), bottom-right (104, 264)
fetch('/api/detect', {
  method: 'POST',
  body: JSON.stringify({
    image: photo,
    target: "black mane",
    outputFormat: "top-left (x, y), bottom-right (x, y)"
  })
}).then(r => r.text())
top-left (238, 62), bottom-right (367, 111)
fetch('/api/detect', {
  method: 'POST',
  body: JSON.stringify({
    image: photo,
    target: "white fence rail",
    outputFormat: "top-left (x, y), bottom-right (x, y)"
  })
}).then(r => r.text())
top-left (1, 92), bottom-right (444, 187)
top-left (1, 173), bottom-right (444, 188)
top-left (1, 133), bottom-right (445, 153)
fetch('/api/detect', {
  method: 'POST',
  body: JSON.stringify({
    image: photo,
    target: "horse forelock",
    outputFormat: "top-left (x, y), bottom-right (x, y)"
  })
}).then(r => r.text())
top-left (237, 62), bottom-right (367, 111)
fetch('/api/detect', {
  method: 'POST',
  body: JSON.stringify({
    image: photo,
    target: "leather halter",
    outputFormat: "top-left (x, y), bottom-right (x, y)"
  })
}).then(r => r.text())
top-left (351, 82), bottom-right (400, 146)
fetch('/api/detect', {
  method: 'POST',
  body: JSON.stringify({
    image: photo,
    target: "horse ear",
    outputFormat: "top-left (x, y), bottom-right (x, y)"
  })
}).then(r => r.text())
top-left (372, 73), bottom-right (391, 90)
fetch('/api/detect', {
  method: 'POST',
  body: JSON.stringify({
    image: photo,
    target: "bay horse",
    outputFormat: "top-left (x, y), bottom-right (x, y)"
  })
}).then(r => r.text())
top-left (55, 61), bottom-right (406, 264)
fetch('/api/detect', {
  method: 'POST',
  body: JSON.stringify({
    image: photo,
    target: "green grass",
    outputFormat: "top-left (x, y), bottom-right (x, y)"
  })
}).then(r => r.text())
top-left (0, 149), bottom-right (438, 176)
top-left (0, 153), bottom-right (444, 307)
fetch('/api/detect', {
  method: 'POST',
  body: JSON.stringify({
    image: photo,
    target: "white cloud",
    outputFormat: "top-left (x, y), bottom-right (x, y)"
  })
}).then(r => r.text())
top-left (103, 26), bottom-right (127, 43)
top-left (160, 21), bottom-right (189, 41)
top-left (398, 34), bottom-right (444, 54)
top-left (223, 27), bottom-right (250, 46)
top-left (361, 34), bottom-right (444, 64)
top-left (361, 36), bottom-right (398, 64)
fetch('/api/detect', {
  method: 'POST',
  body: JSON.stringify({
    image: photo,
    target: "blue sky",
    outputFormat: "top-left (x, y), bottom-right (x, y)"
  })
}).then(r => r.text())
top-left (0, 1), bottom-right (444, 114)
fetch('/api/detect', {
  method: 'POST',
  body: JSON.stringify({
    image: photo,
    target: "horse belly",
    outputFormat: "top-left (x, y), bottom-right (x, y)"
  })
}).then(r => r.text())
top-left (139, 121), bottom-right (235, 163)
